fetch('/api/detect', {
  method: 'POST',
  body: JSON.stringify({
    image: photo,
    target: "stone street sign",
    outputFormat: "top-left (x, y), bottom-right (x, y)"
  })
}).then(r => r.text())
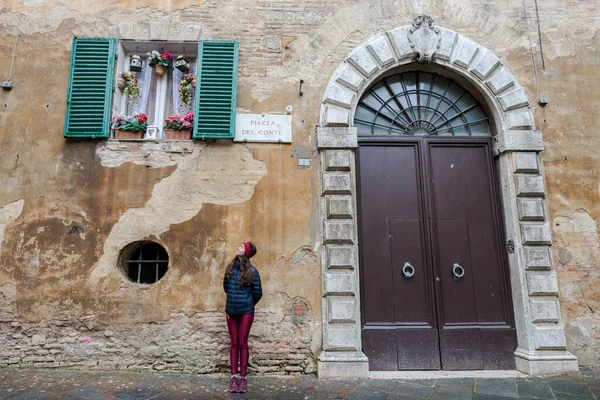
top-left (234, 114), bottom-right (292, 143)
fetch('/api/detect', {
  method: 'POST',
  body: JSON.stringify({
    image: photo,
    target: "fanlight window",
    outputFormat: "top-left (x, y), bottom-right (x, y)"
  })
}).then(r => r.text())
top-left (354, 72), bottom-right (491, 136)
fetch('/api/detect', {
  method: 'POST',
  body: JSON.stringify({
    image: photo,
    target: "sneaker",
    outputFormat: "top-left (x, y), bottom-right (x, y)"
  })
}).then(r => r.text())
top-left (229, 376), bottom-right (239, 393)
top-left (238, 376), bottom-right (248, 393)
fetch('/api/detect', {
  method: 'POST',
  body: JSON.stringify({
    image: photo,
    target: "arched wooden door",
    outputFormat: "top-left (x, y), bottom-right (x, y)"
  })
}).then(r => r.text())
top-left (355, 72), bottom-right (517, 371)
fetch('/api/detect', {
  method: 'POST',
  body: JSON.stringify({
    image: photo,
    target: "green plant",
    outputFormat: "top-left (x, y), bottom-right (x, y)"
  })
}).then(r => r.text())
top-left (120, 71), bottom-right (140, 102)
top-left (179, 74), bottom-right (195, 108)
top-left (163, 112), bottom-right (193, 130)
top-left (112, 113), bottom-right (148, 131)
top-left (147, 50), bottom-right (174, 70)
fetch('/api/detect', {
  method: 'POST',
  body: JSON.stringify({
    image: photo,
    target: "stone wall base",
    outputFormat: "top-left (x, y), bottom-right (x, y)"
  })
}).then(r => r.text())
top-left (317, 351), bottom-right (369, 378)
top-left (515, 349), bottom-right (579, 375)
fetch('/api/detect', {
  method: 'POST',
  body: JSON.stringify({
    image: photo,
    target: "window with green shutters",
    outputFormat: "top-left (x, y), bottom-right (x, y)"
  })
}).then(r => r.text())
top-left (64, 38), bottom-right (239, 140)
top-left (193, 40), bottom-right (239, 140)
top-left (64, 38), bottom-right (116, 138)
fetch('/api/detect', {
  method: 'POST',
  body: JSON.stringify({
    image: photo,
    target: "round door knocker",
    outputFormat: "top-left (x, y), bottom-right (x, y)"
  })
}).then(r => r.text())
top-left (452, 263), bottom-right (465, 280)
top-left (402, 262), bottom-right (415, 279)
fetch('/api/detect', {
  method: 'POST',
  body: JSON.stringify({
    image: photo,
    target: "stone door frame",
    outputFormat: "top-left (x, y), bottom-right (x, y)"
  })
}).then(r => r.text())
top-left (316, 17), bottom-right (579, 377)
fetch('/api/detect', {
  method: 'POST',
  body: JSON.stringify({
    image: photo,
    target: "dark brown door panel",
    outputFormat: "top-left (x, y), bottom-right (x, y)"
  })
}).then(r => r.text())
top-left (357, 139), bottom-right (516, 371)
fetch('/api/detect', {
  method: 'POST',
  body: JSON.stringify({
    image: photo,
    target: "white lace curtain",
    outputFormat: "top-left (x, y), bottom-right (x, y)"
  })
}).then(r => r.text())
top-left (126, 59), bottom-right (152, 116)
top-left (171, 60), bottom-right (197, 116)
top-left (124, 58), bottom-right (196, 123)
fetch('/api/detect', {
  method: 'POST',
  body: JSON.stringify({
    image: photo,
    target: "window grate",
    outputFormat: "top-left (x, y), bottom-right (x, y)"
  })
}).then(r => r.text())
top-left (354, 72), bottom-right (491, 136)
top-left (121, 242), bottom-right (169, 284)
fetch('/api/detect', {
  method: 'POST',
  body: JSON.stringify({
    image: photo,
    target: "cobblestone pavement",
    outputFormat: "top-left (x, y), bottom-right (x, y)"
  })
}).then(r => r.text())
top-left (0, 368), bottom-right (598, 399)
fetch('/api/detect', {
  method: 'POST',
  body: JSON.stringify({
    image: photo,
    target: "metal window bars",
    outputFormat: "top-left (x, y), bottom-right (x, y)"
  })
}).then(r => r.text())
top-left (354, 72), bottom-right (491, 136)
top-left (122, 242), bottom-right (169, 284)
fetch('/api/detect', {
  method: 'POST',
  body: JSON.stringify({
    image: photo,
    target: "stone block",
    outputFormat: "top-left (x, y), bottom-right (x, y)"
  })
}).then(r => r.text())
top-left (134, 22), bottom-right (151, 41)
top-left (323, 325), bottom-right (358, 350)
top-left (469, 49), bottom-right (502, 80)
top-left (451, 35), bottom-right (479, 68)
top-left (515, 175), bottom-right (545, 197)
top-left (150, 22), bottom-right (169, 40)
top-left (325, 150), bottom-right (352, 171)
top-left (347, 46), bottom-right (379, 77)
top-left (521, 223), bottom-right (552, 245)
top-left (387, 26), bottom-right (413, 59)
top-left (317, 127), bottom-right (358, 149)
top-left (524, 247), bottom-right (552, 270)
top-left (517, 199), bottom-right (545, 221)
top-left (326, 196), bottom-right (353, 219)
top-left (495, 130), bottom-right (544, 154)
top-left (31, 334), bottom-right (46, 346)
top-left (322, 173), bottom-right (352, 195)
top-left (118, 23), bottom-right (135, 39)
top-left (515, 350), bottom-right (579, 375)
top-left (499, 86), bottom-right (530, 111)
top-left (182, 23), bottom-right (203, 41)
top-left (514, 152), bottom-right (539, 173)
top-left (530, 299), bottom-right (559, 323)
top-left (435, 28), bottom-right (457, 61)
top-left (366, 35), bottom-right (396, 66)
top-left (335, 63), bottom-right (366, 92)
top-left (317, 351), bottom-right (369, 378)
top-left (261, 35), bottom-right (282, 49)
top-left (325, 245), bottom-right (356, 270)
top-left (324, 106), bottom-right (350, 127)
top-left (527, 272), bottom-right (559, 295)
top-left (533, 326), bottom-right (567, 349)
top-left (323, 83), bottom-right (356, 109)
top-left (506, 110), bottom-right (533, 130)
top-left (323, 271), bottom-right (356, 295)
top-left (323, 221), bottom-right (355, 244)
top-left (327, 296), bottom-right (357, 323)
top-left (486, 67), bottom-right (515, 94)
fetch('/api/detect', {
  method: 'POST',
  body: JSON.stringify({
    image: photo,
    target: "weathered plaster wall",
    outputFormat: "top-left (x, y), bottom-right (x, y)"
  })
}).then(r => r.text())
top-left (0, 0), bottom-right (598, 371)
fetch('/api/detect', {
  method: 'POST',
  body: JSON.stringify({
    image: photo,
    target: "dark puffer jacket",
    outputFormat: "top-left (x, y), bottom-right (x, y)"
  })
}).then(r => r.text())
top-left (223, 260), bottom-right (263, 315)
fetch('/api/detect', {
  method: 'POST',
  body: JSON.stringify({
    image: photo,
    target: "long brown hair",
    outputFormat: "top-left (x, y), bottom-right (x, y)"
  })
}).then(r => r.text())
top-left (225, 255), bottom-right (254, 286)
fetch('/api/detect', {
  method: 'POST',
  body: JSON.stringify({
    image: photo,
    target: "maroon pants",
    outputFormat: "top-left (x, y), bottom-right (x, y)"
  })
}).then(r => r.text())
top-left (226, 313), bottom-right (254, 376)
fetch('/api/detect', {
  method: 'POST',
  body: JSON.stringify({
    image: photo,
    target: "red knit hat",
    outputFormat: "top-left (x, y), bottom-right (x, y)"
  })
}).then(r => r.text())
top-left (243, 242), bottom-right (256, 258)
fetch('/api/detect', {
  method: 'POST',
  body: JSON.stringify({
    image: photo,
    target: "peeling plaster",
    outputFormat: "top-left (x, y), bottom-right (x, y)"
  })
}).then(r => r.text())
top-left (553, 209), bottom-right (600, 365)
top-left (89, 144), bottom-right (267, 283)
top-left (0, 200), bottom-right (25, 258)
top-left (96, 141), bottom-right (196, 168)
top-left (553, 209), bottom-right (599, 271)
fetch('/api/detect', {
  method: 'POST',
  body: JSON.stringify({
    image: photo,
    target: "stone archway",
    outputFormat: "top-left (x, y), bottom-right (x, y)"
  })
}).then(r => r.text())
top-left (316, 16), bottom-right (579, 377)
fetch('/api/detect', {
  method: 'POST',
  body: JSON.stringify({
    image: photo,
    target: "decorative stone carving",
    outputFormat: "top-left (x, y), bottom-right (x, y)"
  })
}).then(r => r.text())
top-left (407, 15), bottom-right (441, 64)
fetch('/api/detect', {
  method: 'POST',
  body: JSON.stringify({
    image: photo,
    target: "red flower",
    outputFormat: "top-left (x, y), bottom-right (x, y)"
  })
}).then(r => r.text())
top-left (136, 113), bottom-right (148, 124)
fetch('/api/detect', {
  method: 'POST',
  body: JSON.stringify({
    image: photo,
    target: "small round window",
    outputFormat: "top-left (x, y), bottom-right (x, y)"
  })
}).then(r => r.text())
top-left (119, 241), bottom-right (169, 284)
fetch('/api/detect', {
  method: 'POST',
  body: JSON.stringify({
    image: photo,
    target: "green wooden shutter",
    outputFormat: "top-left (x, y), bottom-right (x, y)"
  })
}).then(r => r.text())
top-left (64, 37), bottom-right (116, 138)
top-left (193, 40), bottom-right (239, 140)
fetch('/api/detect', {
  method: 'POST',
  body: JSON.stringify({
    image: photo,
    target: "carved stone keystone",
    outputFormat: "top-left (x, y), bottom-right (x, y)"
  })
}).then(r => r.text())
top-left (407, 15), bottom-right (441, 63)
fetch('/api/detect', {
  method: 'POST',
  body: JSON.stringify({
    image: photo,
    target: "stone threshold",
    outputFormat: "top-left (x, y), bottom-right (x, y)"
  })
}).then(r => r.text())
top-left (368, 370), bottom-right (528, 379)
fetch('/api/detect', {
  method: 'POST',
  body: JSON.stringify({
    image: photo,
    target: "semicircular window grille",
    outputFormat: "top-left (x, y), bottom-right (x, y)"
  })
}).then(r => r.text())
top-left (354, 72), bottom-right (491, 136)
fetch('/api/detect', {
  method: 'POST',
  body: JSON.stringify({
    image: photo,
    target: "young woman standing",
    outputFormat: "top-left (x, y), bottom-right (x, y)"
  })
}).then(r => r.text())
top-left (223, 242), bottom-right (262, 393)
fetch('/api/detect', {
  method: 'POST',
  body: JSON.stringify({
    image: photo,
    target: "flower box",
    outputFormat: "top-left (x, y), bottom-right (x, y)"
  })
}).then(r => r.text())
top-left (164, 129), bottom-right (191, 140)
top-left (114, 129), bottom-right (144, 140)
